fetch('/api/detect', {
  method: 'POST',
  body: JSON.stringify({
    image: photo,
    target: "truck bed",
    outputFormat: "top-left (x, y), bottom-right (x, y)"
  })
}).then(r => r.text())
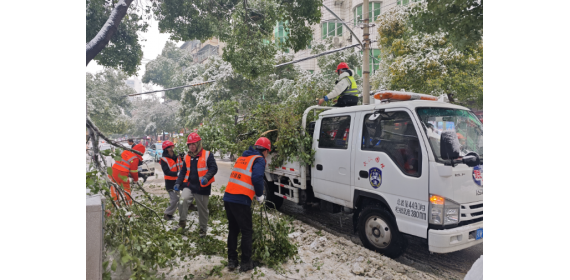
top-left (265, 153), bottom-right (303, 179)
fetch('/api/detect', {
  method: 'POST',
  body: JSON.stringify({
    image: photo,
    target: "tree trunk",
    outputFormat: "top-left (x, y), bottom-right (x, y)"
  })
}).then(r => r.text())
top-left (86, 0), bottom-right (134, 66)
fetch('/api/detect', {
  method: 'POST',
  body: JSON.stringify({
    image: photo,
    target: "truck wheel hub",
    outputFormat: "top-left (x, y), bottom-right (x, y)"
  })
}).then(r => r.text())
top-left (365, 216), bottom-right (391, 248)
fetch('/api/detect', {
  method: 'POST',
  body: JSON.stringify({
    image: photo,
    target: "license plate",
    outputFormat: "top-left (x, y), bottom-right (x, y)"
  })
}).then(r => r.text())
top-left (476, 228), bottom-right (483, 240)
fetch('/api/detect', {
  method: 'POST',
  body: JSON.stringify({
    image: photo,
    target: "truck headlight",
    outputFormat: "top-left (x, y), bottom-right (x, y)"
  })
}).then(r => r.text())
top-left (431, 207), bottom-right (442, 224)
top-left (445, 208), bottom-right (459, 224)
top-left (429, 195), bottom-right (460, 225)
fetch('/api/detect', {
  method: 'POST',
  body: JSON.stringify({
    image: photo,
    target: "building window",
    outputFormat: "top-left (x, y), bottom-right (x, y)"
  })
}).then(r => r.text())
top-left (274, 21), bottom-right (289, 53)
top-left (354, 3), bottom-right (381, 26)
top-left (321, 21), bottom-right (343, 39)
top-left (356, 49), bottom-right (381, 77)
top-left (397, 0), bottom-right (421, 6)
top-left (370, 49), bottom-right (381, 73)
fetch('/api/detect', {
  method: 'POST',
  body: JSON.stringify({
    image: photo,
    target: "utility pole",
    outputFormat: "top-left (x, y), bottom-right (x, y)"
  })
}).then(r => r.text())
top-left (362, 0), bottom-right (370, 105)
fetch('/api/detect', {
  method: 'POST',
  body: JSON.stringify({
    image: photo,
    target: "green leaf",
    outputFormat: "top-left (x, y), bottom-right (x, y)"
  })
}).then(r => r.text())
top-left (107, 167), bottom-right (113, 175)
top-left (111, 260), bottom-right (117, 271)
top-left (114, 156), bottom-right (122, 162)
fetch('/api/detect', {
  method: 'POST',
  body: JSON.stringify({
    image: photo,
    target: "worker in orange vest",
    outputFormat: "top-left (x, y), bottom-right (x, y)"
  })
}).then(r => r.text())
top-left (223, 137), bottom-right (270, 272)
top-left (173, 133), bottom-right (218, 235)
top-left (110, 144), bottom-right (146, 205)
top-left (160, 140), bottom-right (184, 220)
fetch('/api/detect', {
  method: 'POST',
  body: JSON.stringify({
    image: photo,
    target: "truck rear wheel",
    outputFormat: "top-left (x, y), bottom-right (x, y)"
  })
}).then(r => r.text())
top-left (357, 205), bottom-right (406, 258)
top-left (264, 181), bottom-right (283, 210)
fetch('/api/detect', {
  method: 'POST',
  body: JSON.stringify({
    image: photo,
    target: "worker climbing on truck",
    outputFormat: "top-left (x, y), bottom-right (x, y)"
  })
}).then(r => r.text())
top-left (318, 62), bottom-right (359, 107)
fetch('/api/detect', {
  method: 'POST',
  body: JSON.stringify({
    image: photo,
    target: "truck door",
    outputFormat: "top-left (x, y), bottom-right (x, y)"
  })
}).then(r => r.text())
top-left (353, 109), bottom-right (429, 238)
top-left (312, 113), bottom-right (354, 205)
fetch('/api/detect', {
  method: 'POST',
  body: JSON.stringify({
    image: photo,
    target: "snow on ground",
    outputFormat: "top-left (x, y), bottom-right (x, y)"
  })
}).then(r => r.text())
top-left (135, 176), bottom-right (446, 279)
top-left (464, 255), bottom-right (483, 280)
top-left (156, 219), bottom-right (442, 280)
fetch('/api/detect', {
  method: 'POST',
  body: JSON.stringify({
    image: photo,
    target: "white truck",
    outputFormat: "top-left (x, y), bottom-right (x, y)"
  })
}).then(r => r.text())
top-left (263, 91), bottom-right (483, 257)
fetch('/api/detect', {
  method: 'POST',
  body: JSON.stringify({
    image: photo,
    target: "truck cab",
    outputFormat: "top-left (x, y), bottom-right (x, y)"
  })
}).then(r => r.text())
top-left (264, 92), bottom-right (483, 257)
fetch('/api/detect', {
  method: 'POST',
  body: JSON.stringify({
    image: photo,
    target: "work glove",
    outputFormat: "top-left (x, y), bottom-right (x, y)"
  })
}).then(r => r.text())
top-left (201, 178), bottom-right (208, 186)
top-left (173, 184), bottom-right (180, 191)
top-left (255, 195), bottom-right (265, 203)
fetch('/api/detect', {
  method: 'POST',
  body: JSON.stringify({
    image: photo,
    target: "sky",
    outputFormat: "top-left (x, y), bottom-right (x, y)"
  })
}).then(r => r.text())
top-left (86, 17), bottom-right (184, 84)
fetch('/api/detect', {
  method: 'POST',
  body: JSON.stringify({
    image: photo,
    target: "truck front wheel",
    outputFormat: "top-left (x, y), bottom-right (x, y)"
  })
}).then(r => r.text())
top-left (264, 181), bottom-right (283, 210)
top-left (357, 205), bottom-right (406, 258)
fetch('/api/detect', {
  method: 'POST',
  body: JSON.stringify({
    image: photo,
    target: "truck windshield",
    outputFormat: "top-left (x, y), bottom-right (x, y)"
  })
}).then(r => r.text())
top-left (416, 107), bottom-right (483, 162)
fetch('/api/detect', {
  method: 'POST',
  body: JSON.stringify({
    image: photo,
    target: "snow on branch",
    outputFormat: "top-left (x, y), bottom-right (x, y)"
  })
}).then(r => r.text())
top-left (86, 115), bottom-right (143, 156)
top-left (86, 0), bottom-right (134, 66)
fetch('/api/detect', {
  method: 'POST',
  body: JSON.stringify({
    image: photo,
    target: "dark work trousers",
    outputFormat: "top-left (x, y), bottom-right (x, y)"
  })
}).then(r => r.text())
top-left (333, 95), bottom-right (358, 107)
top-left (224, 201), bottom-right (253, 263)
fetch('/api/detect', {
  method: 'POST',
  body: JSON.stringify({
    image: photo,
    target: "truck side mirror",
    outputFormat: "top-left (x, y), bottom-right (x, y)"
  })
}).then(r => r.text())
top-left (462, 152), bottom-right (481, 167)
top-left (440, 131), bottom-right (461, 160)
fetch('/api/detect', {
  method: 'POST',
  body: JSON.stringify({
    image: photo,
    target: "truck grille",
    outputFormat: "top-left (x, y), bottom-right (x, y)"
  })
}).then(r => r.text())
top-left (460, 201), bottom-right (483, 224)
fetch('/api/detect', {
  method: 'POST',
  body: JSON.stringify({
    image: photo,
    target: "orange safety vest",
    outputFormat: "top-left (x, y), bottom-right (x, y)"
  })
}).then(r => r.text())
top-left (183, 150), bottom-right (215, 187)
top-left (112, 150), bottom-right (138, 173)
top-left (161, 156), bottom-right (182, 180)
top-left (225, 155), bottom-right (262, 200)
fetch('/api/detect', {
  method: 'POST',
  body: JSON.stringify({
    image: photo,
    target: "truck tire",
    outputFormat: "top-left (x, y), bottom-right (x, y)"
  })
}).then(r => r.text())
top-left (357, 205), bottom-right (406, 258)
top-left (264, 181), bottom-right (283, 210)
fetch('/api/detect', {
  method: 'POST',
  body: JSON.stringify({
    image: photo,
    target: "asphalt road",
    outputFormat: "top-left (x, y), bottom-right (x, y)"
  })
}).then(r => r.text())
top-left (137, 158), bottom-right (482, 279)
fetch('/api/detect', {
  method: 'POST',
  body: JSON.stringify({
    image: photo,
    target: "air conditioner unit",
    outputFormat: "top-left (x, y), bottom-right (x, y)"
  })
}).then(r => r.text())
top-left (333, 37), bottom-right (341, 48)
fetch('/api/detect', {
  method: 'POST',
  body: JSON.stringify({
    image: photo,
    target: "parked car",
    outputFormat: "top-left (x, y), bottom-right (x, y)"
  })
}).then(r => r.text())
top-left (148, 143), bottom-right (164, 162)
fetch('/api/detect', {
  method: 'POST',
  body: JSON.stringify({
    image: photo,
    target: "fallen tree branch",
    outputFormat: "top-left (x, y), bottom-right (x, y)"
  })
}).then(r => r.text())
top-left (122, 191), bottom-right (165, 229)
top-left (86, 116), bottom-right (142, 156)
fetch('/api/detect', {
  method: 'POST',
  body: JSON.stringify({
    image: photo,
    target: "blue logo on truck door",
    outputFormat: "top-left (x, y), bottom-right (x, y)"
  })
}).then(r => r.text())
top-left (369, 167), bottom-right (382, 189)
top-left (473, 165), bottom-right (483, 187)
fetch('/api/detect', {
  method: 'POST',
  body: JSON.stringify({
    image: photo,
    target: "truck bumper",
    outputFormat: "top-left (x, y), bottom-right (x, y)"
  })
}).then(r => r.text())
top-left (428, 221), bottom-right (483, 253)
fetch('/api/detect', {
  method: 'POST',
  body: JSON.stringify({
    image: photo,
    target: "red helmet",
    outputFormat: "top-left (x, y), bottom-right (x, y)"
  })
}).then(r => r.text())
top-left (187, 132), bottom-right (202, 144)
top-left (162, 140), bottom-right (175, 150)
top-left (133, 144), bottom-right (146, 160)
top-left (254, 137), bottom-right (271, 151)
top-left (336, 62), bottom-right (349, 74)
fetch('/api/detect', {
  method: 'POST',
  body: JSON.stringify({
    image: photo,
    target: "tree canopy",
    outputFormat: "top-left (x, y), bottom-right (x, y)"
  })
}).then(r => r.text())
top-left (410, 0), bottom-right (483, 52)
top-left (86, 0), bottom-right (149, 76)
top-left (192, 39), bottom-right (362, 168)
top-left (128, 94), bottom-right (181, 138)
top-left (87, 0), bottom-right (323, 79)
top-left (141, 41), bottom-right (195, 100)
top-left (372, 4), bottom-right (483, 108)
top-left (154, 0), bottom-right (322, 79)
top-left (86, 68), bottom-right (134, 134)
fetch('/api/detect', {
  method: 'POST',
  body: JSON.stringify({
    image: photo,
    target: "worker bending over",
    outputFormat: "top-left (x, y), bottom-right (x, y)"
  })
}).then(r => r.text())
top-left (223, 137), bottom-right (270, 272)
top-left (110, 144), bottom-right (146, 205)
